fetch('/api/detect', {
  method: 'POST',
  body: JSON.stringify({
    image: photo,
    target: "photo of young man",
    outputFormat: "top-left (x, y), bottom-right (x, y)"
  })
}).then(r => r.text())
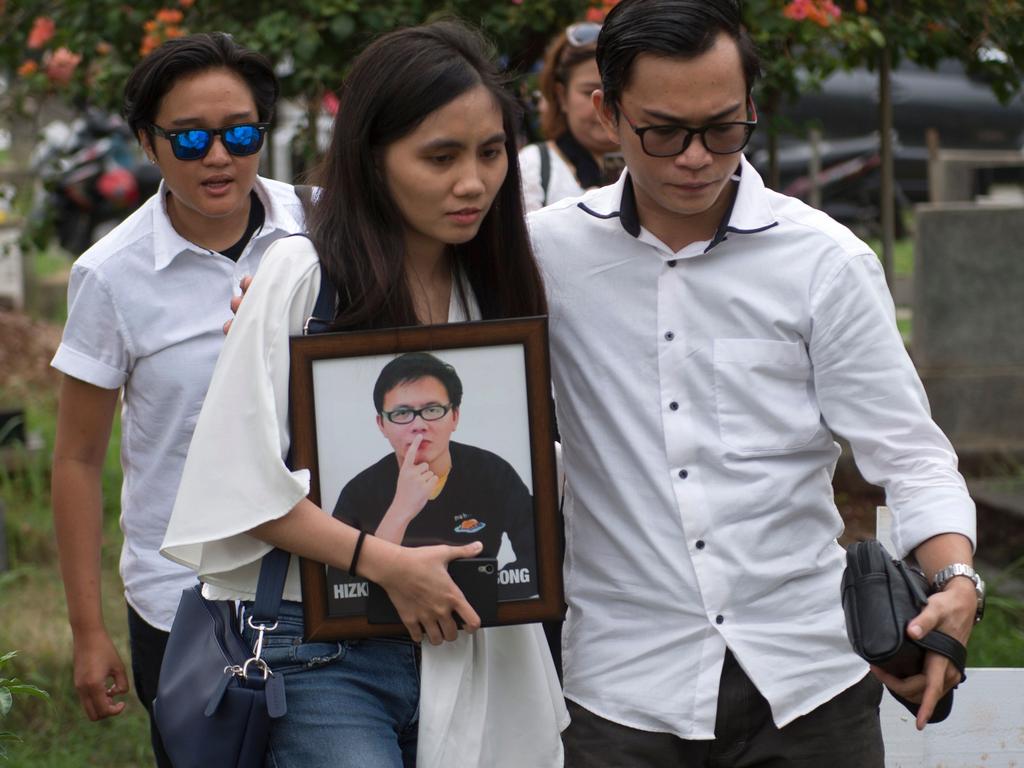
top-left (327, 351), bottom-right (538, 614)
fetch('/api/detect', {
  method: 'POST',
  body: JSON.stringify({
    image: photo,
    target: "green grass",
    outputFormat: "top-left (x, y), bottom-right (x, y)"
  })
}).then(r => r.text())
top-left (0, 392), bottom-right (151, 766)
top-left (968, 556), bottom-right (1024, 667)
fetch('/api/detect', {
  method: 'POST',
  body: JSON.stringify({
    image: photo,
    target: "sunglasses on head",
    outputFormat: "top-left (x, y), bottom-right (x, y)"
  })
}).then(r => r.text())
top-left (149, 122), bottom-right (269, 161)
top-left (565, 21), bottom-right (601, 48)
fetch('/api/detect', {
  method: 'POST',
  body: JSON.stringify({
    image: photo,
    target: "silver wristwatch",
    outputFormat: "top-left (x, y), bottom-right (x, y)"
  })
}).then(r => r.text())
top-left (932, 563), bottom-right (986, 623)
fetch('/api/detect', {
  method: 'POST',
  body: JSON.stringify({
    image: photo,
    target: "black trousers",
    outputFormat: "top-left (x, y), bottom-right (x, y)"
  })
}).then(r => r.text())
top-left (126, 604), bottom-right (173, 768)
top-left (563, 650), bottom-right (884, 768)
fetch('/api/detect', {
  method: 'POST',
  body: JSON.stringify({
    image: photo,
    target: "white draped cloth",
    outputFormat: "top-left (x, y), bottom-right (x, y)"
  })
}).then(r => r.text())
top-left (163, 236), bottom-right (568, 767)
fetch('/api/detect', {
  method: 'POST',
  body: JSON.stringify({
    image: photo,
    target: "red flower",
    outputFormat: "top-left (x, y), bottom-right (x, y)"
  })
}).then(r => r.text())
top-left (45, 47), bottom-right (82, 87)
top-left (783, 0), bottom-right (840, 26)
top-left (27, 16), bottom-right (56, 49)
top-left (783, 0), bottom-right (809, 21)
top-left (855, 0), bottom-right (868, 12)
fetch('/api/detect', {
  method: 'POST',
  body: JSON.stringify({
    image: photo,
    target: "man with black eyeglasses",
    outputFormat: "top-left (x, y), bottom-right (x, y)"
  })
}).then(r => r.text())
top-left (330, 352), bottom-right (539, 602)
top-left (528, 1), bottom-right (979, 765)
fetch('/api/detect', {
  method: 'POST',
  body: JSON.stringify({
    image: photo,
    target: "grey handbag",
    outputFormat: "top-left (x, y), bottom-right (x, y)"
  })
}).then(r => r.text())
top-left (153, 549), bottom-right (289, 767)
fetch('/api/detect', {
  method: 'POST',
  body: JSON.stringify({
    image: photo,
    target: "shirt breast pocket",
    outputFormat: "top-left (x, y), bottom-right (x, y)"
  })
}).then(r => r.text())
top-left (713, 338), bottom-right (820, 454)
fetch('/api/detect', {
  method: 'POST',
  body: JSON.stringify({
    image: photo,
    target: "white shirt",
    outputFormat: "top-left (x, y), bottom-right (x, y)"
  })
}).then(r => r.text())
top-left (51, 176), bottom-right (306, 630)
top-left (528, 155), bottom-right (975, 737)
top-left (519, 141), bottom-right (588, 212)
top-left (162, 237), bottom-right (568, 767)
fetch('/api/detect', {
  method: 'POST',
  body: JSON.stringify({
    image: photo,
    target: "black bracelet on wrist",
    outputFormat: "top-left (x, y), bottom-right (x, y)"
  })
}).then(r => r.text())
top-left (349, 529), bottom-right (367, 578)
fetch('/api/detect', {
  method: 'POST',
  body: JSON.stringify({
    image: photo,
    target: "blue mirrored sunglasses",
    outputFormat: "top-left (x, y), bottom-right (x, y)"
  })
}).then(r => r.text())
top-left (149, 122), bottom-right (269, 161)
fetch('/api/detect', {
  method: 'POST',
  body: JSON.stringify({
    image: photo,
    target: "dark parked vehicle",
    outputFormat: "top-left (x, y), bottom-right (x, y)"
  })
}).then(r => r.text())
top-left (749, 59), bottom-right (1024, 231)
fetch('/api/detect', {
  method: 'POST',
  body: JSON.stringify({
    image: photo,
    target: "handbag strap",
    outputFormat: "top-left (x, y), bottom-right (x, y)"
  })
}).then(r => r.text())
top-left (916, 628), bottom-right (968, 678)
top-left (249, 548), bottom-right (291, 626)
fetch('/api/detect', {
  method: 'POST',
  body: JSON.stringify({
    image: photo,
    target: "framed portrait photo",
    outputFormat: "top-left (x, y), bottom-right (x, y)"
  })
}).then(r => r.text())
top-left (289, 317), bottom-right (564, 641)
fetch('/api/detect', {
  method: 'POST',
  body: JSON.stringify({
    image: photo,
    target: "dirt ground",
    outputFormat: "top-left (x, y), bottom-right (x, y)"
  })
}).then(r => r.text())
top-left (0, 310), bottom-right (62, 398)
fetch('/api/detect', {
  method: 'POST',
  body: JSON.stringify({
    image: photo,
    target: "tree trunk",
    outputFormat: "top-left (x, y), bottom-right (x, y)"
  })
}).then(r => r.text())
top-left (878, 46), bottom-right (895, 290)
top-left (765, 90), bottom-right (781, 190)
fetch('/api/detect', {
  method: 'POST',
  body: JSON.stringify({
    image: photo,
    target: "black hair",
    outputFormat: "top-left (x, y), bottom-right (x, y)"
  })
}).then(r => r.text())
top-left (309, 19), bottom-right (547, 331)
top-left (122, 32), bottom-right (279, 140)
top-left (596, 0), bottom-right (760, 114)
top-left (373, 352), bottom-right (464, 414)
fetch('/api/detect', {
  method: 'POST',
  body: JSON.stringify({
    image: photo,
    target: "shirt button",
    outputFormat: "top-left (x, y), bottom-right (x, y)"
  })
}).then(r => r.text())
top-left (669, 401), bottom-right (679, 411)
top-left (664, 330), bottom-right (675, 341)
top-left (696, 540), bottom-right (706, 550)
top-left (667, 259), bottom-right (677, 268)
top-left (678, 469), bottom-right (688, 479)
top-left (715, 615), bottom-right (725, 625)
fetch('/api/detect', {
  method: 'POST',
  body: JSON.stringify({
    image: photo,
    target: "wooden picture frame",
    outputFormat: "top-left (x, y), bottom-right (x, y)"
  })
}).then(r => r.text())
top-left (289, 317), bottom-right (563, 641)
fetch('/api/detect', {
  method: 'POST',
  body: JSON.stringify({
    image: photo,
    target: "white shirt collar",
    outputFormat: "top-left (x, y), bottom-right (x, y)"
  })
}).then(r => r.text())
top-left (575, 154), bottom-right (779, 254)
top-left (152, 175), bottom-right (304, 271)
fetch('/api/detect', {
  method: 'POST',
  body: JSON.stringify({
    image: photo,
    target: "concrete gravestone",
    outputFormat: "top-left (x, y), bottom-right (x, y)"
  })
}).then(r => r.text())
top-left (0, 224), bottom-right (24, 311)
top-left (913, 204), bottom-right (1024, 458)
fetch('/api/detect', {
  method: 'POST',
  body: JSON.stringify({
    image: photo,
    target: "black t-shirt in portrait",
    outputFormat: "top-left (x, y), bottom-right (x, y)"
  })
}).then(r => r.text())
top-left (326, 441), bottom-right (538, 614)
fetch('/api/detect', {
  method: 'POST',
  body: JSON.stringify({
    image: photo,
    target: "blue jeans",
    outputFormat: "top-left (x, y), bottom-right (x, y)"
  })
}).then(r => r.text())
top-left (241, 601), bottom-right (420, 768)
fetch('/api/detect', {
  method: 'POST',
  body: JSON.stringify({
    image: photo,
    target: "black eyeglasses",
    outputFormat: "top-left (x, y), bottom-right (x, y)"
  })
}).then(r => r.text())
top-left (619, 102), bottom-right (757, 158)
top-left (381, 403), bottom-right (454, 425)
top-left (149, 122), bottom-right (269, 161)
top-left (565, 21), bottom-right (601, 47)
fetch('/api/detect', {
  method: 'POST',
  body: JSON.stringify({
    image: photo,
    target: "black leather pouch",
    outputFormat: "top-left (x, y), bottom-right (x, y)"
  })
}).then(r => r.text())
top-left (841, 539), bottom-right (966, 723)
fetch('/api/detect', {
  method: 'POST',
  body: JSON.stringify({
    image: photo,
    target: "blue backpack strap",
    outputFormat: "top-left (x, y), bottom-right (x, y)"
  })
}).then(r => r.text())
top-left (537, 142), bottom-right (551, 207)
top-left (304, 257), bottom-right (337, 336)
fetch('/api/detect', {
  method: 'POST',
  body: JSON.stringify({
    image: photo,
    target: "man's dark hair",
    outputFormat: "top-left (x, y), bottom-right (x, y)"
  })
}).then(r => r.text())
top-left (373, 352), bottom-right (464, 414)
top-left (122, 32), bottom-right (279, 140)
top-left (596, 0), bottom-right (760, 114)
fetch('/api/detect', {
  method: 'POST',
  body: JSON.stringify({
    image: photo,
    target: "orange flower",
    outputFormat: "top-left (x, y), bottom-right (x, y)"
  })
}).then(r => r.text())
top-left (155, 7), bottom-right (184, 23)
top-left (165, 25), bottom-right (184, 38)
top-left (96, 41), bottom-right (113, 55)
top-left (143, 19), bottom-right (159, 32)
top-left (179, 0), bottom-right (196, 6)
top-left (585, 0), bottom-right (619, 22)
top-left (27, 16), bottom-right (56, 49)
top-left (45, 47), bottom-right (82, 87)
top-left (18, 60), bottom-right (39, 77)
top-left (855, 0), bottom-right (868, 12)
top-left (140, 34), bottom-right (161, 56)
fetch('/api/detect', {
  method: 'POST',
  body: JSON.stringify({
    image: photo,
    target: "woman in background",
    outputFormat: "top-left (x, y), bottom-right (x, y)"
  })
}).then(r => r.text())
top-left (519, 21), bottom-right (621, 210)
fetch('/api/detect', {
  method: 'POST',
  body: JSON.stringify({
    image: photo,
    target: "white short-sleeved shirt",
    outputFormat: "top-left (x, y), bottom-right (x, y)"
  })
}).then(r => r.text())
top-left (162, 237), bottom-right (568, 766)
top-left (51, 176), bottom-right (306, 630)
top-left (529, 155), bottom-right (975, 737)
top-left (519, 141), bottom-right (588, 212)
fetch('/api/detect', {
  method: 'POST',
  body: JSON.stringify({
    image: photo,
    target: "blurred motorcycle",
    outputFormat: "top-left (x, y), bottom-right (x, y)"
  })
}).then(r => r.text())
top-left (30, 108), bottom-right (162, 255)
